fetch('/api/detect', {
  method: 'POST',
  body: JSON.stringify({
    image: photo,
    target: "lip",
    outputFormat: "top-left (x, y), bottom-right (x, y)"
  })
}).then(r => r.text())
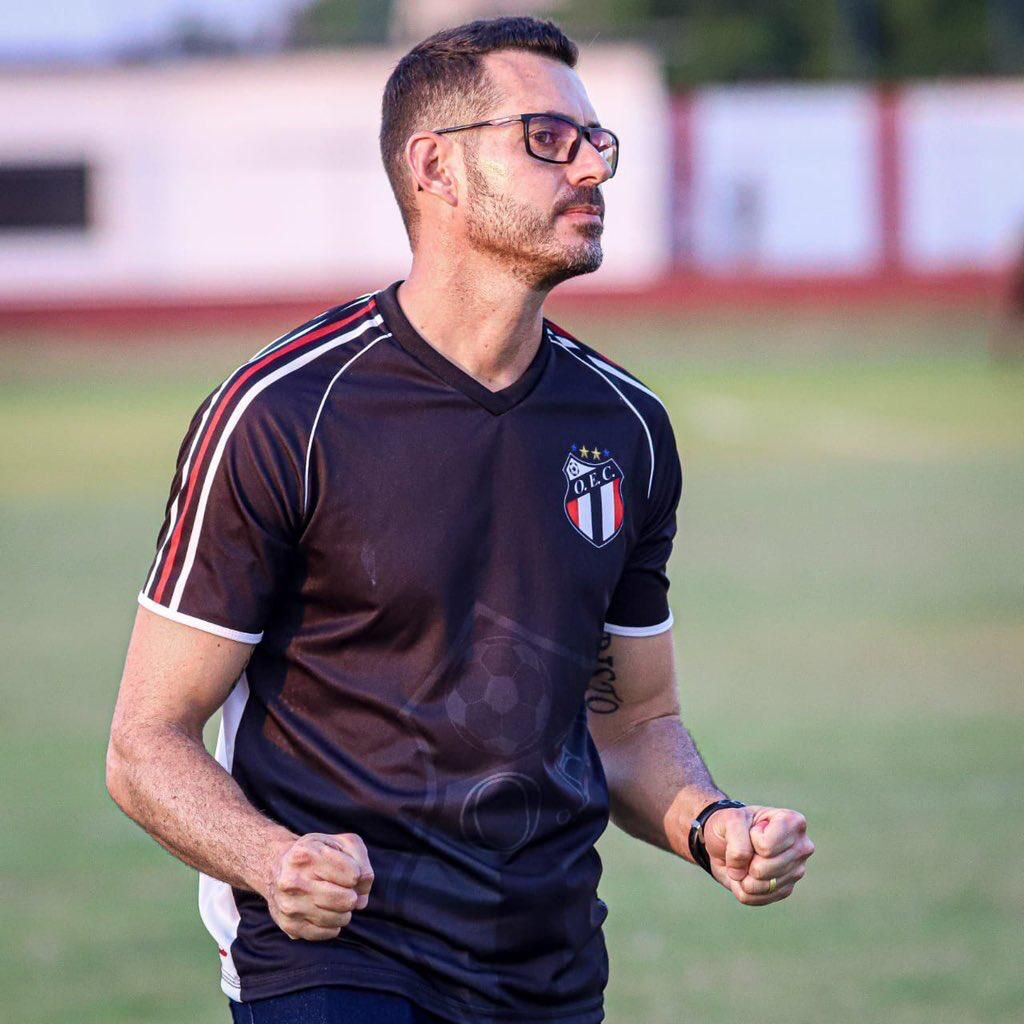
top-left (560, 206), bottom-right (603, 219)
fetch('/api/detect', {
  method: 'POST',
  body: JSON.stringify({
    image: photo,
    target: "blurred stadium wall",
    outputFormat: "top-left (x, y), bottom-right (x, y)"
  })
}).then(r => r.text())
top-left (670, 80), bottom-right (1024, 298)
top-left (0, 51), bottom-right (1022, 322)
top-left (0, 46), bottom-right (667, 320)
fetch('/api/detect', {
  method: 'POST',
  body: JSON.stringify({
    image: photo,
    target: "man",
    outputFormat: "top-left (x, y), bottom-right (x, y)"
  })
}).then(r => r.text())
top-left (107, 16), bottom-right (814, 1024)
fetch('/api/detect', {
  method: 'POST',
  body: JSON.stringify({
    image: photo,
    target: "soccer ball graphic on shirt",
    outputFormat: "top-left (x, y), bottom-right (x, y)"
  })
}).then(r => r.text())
top-left (445, 635), bottom-right (552, 758)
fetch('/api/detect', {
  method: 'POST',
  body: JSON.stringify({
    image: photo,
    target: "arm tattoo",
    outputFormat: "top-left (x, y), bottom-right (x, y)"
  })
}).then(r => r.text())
top-left (586, 632), bottom-right (624, 714)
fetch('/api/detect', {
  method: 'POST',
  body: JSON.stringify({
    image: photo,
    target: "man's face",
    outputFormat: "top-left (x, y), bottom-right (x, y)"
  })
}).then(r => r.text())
top-left (457, 51), bottom-right (613, 290)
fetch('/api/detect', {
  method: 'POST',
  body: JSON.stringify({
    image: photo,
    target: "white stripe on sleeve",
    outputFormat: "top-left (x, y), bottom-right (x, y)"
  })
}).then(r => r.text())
top-left (603, 612), bottom-right (674, 637)
top-left (169, 314), bottom-right (383, 611)
top-left (138, 592), bottom-right (263, 644)
top-left (585, 354), bottom-right (666, 407)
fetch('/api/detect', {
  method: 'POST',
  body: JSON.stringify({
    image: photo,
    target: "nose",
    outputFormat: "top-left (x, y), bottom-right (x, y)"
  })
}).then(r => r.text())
top-left (567, 134), bottom-right (613, 187)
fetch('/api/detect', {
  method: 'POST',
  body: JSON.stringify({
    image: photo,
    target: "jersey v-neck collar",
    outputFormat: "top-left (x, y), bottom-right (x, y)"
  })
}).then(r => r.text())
top-left (376, 280), bottom-right (551, 416)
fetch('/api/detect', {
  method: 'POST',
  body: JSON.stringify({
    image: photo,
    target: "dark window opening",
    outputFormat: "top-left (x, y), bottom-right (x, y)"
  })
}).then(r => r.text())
top-left (0, 163), bottom-right (90, 231)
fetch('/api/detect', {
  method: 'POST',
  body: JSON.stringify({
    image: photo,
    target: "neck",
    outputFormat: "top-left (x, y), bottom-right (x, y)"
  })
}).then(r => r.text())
top-left (396, 247), bottom-right (550, 393)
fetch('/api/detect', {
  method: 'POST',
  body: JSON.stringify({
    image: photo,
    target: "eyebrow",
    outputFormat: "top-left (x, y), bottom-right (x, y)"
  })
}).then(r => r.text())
top-left (540, 109), bottom-right (602, 129)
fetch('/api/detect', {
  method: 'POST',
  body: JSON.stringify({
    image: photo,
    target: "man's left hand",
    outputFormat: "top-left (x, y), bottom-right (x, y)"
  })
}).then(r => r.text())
top-left (702, 805), bottom-right (814, 906)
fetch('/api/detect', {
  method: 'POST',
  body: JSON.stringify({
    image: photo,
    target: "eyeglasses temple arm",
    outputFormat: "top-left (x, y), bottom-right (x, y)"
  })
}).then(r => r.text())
top-left (431, 116), bottom-right (524, 135)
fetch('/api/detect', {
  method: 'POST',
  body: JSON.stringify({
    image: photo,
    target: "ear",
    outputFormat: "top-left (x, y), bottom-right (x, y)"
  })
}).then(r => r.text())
top-left (405, 131), bottom-right (459, 207)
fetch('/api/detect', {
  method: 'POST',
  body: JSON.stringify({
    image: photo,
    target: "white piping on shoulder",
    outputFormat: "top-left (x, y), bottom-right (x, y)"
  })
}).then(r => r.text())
top-left (584, 354), bottom-right (665, 408)
top-left (169, 313), bottom-right (385, 611)
top-left (248, 291), bottom-right (376, 361)
top-left (549, 332), bottom-right (657, 498)
top-left (145, 293), bottom-right (380, 599)
top-left (547, 331), bottom-right (666, 407)
top-left (143, 374), bottom-right (231, 597)
top-left (302, 333), bottom-right (390, 516)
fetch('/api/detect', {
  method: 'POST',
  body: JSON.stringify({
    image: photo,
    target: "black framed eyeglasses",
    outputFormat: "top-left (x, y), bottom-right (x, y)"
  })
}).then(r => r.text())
top-left (432, 113), bottom-right (619, 177)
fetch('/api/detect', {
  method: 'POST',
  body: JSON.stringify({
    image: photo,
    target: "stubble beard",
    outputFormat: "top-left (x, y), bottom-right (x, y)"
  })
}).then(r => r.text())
top-left (463, 156), bottom-right (604, 292)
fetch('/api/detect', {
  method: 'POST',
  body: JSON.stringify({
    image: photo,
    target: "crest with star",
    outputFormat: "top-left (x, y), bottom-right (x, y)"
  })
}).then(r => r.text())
top-left (570, 443), bottom-right (612, 462)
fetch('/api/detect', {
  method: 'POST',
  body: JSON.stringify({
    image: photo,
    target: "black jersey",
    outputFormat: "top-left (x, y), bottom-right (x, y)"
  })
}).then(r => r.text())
top-left (140, 282), bottom-right (682, 1024)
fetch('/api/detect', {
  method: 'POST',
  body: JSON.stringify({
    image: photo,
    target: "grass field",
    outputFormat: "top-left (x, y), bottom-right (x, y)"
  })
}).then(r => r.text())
top-left (1, 303), bottom-right (1022, 1024)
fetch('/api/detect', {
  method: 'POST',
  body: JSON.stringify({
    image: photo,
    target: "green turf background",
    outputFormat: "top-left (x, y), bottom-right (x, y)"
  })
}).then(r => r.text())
top-left (1, 305), bottom-right (1021, 1023)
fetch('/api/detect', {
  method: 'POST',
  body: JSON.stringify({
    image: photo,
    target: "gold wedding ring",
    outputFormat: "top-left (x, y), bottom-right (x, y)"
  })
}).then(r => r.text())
top-left (768, 877), bottom-right (778, 894)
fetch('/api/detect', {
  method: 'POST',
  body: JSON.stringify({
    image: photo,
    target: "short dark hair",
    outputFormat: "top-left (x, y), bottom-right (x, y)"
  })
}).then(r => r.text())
top-left (380, 16), bottom-right (578, 242)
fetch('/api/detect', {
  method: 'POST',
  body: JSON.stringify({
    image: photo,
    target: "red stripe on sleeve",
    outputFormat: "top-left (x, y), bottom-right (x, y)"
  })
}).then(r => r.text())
top-left (151, 300), bottom-right (376, 605)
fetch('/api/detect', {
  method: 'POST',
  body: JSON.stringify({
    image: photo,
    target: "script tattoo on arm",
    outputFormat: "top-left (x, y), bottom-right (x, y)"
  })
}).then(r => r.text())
top-left (586, 632), bottom-right (625, 715)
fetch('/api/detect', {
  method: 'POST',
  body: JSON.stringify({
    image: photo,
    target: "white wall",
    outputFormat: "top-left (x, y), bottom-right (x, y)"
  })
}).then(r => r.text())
top-left (901, 81), bottom-right (1024, 271)
top-left (688, 85), bottom-right (881, 274)
top-left (0, 46), bottom-right (670, 303)
top-left (3, 60), bottom-right (1022, 305)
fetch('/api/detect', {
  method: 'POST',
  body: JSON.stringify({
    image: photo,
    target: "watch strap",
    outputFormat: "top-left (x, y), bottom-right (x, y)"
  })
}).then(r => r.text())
top-left (688, 798), bottom-right (746, 875)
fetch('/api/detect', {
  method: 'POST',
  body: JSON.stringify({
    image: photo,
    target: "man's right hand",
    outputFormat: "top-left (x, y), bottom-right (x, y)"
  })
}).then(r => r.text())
top-left (260, 832), bottom-right (374, 941)
top-left (109, 611), bottom-right (375, 941)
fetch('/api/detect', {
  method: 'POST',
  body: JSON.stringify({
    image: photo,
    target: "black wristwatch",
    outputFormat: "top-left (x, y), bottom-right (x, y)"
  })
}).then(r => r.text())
top-left (688, 799), bottom-right (746, 875)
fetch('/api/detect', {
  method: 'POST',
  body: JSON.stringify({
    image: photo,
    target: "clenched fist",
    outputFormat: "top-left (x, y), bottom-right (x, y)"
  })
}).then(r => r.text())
top-left (258, 832), bottom-right (374, 940)
top-left (703, 805), bottom-right (814, 906)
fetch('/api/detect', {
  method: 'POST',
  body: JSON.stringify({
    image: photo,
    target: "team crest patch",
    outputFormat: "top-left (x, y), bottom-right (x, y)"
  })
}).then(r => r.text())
top-left (563, 444), bottom-right (625, 548)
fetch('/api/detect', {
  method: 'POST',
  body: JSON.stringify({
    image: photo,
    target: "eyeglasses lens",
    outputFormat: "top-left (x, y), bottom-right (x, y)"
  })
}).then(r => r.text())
top-left (526, 116), bottom-right (578, 161)
top-left (526, 117), bottom-right (618, 175)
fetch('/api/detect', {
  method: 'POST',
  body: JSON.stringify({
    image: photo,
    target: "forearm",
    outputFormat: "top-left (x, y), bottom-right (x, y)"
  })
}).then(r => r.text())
top-left (106, 720), bottom-right (294, 893)
top-left (599, 713), bottom-right (725, 859)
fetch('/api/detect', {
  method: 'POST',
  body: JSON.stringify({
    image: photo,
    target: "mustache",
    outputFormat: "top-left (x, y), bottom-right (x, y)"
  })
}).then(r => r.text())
top-left (555, 189), bottom-right (605, 217)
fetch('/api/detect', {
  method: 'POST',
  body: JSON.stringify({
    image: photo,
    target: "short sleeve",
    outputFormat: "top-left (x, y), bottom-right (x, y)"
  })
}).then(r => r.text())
top-left (138, 389), bottom-right (300, 644)
top-left (603, 417), bottom-right (682, 637)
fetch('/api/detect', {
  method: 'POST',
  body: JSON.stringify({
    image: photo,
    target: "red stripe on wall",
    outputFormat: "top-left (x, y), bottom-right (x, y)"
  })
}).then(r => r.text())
top-left (670, 92), bottom-right (696, 268)
top-left (0, 272), bottom-right (1005, 334)
top-left (151, 299), bottom-right (376, 605)
top-left (877, 87), bottom-right (903, 274)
